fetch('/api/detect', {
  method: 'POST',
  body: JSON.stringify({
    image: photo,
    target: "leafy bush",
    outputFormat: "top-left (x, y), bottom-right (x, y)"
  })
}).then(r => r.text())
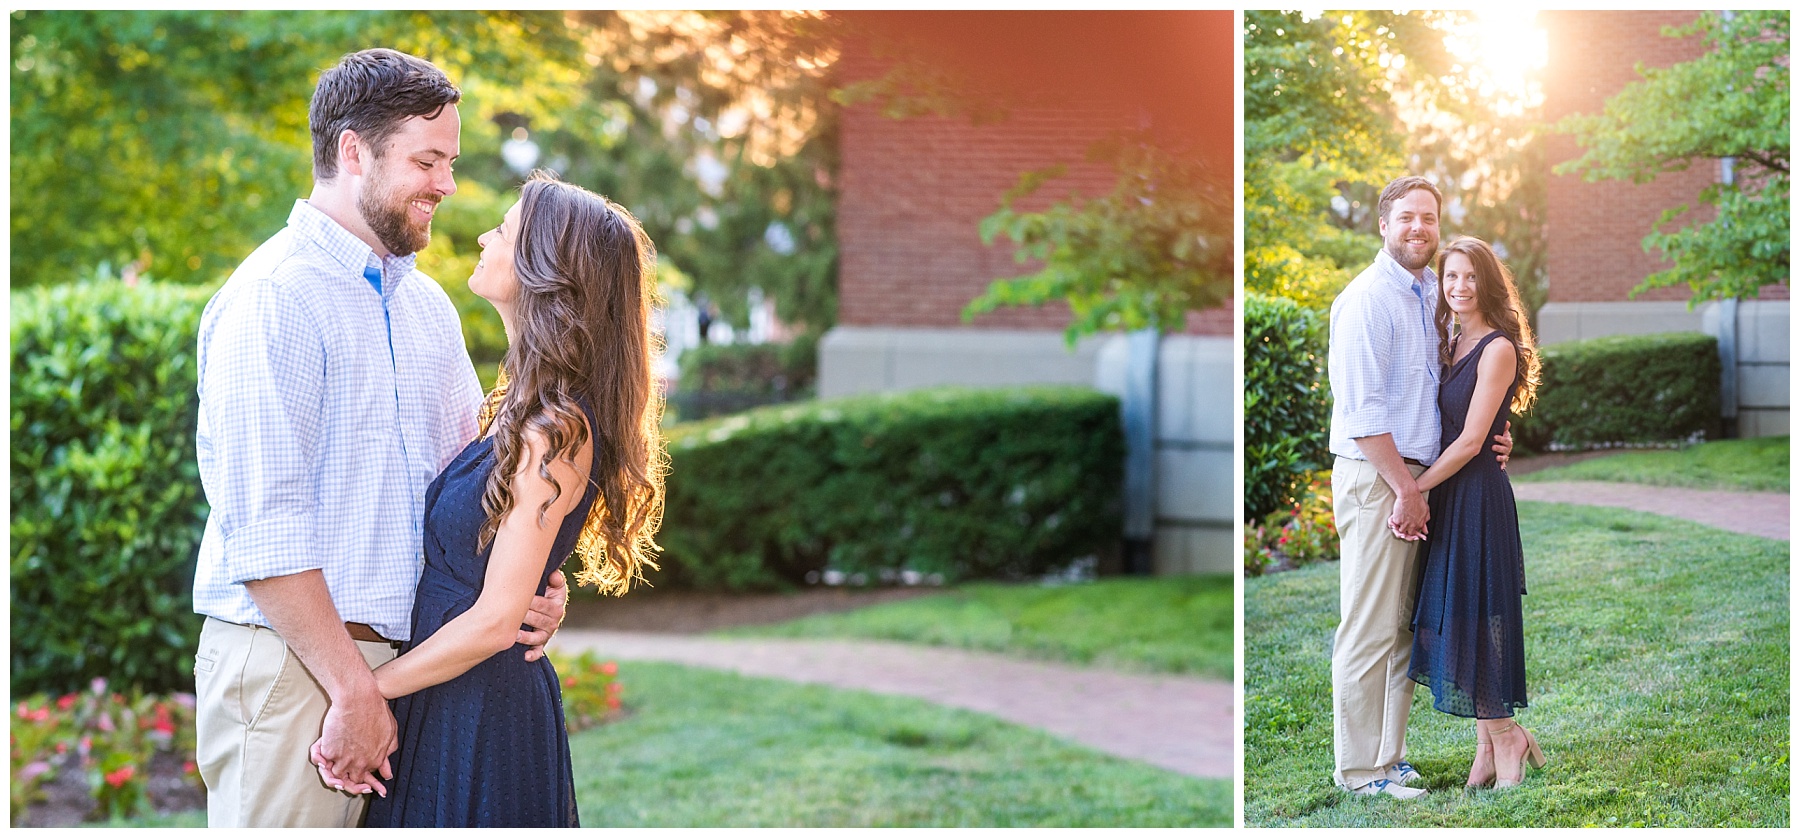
top-left (651, 386), bottom-right (1123, 589)
top-left (12, 280), bottom-right (213, 695)
top-left (1244, 293), bottom-right (1331, 522)
top-left (669, 334), bottom-right (819, 421)
top-left (1513, 332), bottom-right (1722, 451)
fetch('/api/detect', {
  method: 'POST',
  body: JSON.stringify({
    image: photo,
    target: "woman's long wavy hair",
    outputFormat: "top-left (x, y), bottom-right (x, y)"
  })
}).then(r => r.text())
top-left (477, 171), bottom-right (667, 595)
top-left (1433, 236), bottom-right (1541, 414)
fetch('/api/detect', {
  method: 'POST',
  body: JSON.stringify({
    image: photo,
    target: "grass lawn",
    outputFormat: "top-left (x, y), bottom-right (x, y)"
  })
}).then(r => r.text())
top-left (572, 661), bottom-right (1230, 826)
top-left (720, 575), bottom-right (1233, 680)
top-left (1514, 436), bottom-right (1789, 492)
top-left (1245, 503), bottom-right (1789, 827)
top-left (124, 660), bottom-right (1226, 828)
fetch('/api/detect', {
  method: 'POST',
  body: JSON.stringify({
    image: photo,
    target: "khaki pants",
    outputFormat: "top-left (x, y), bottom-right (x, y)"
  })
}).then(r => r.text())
top-left (194, 617), bottom-right (399, 827)
top-left (1330, 456), bottom-right (1427, 789)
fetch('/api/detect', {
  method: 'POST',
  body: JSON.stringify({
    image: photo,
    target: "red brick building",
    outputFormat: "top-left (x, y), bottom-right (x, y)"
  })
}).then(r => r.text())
top-left (1539, 10), bottom-right (1788, 436)
top-left (820, 11), bottom-right (1236, 573)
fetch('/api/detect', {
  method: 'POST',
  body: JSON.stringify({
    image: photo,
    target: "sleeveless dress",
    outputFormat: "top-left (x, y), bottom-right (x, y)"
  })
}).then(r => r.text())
top-left (363, 409), bottom-right (594, 827)
top-left (1407, 330), bottom-right (1528, 720)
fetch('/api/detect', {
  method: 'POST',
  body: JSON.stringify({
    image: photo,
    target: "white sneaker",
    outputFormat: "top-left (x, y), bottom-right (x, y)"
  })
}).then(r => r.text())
top-left (1386, 761), bottom-right (1421, 787)
top-left (1352, 778), bottom-right (1428, 800)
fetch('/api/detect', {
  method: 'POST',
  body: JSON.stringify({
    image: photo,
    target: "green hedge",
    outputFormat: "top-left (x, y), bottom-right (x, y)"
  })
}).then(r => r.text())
top-left (668, 335), bottom-right (819, 422)
top-left (12, 280), bottom-right (214, 695)
top-left (1245, 294), bottom-right (1330, 522)
top-left (651, 386), bottom-right (1124, 589)
top-left (1514, 332), bottom-right (1721, 451)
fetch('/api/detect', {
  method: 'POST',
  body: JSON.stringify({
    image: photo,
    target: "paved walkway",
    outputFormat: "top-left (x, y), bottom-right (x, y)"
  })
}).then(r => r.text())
top-left (551, 629), bottom-right (1235, 780)
top-left (1513, 480), bottom-right (1789, 541)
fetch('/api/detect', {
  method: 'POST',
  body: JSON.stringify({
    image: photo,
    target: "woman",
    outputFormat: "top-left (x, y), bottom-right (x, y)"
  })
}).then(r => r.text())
top-left (320, 172), bottom-right (666, 826)
top-left (1399, 236), bottom-right (1545, 790)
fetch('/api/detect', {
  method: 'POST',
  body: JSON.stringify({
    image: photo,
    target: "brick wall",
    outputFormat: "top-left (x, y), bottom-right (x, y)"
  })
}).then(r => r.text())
top-left (1542, 10), bottom-right (1788, 303)
top-left (836, 41), bottom-right (1229, 335)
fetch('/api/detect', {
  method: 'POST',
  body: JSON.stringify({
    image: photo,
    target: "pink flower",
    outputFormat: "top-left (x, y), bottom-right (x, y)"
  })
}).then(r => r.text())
top-left (96, 712), bottom-right (115, 733)
top-left (103, 764), bottom-right (135, 788)
top-left (56, 694), bottom-right (76, 711)
top-left (564, 677), bottom-right (576, 688)
top-left (183, 760), bottom-right (198, 776)
top-left (19, 761), bottom-right (51, 782)
top-left (16, 702), bottom-right (27, 719)
top-left (90, 677), bottom-right (107, 695)
top-left (605, 697), bottom-right (621, 710)
top-left (600, 662), bottom-right (618, 676)
top-left (54, 742), bottom-right (67, 755)
top-left (605, 682), bottom-right (622, 695)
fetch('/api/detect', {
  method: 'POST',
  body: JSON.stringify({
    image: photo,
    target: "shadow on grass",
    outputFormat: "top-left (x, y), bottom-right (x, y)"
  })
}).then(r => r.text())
top-left (1245, 503), bottom-right (1789, 827)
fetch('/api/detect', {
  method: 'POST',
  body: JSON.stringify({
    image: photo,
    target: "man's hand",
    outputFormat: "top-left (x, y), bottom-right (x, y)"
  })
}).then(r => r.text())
top-left (518, 568), bottom-right (569, 662)
top-left (312, 684), bottom-right (396, 797)
top-left (1391, 490), bottom-right (1430, 540)
top-left (1491, 420), bottom-right (1514, 470)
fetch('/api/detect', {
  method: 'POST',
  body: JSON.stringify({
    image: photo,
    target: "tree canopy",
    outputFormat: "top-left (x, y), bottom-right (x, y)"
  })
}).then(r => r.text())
top-left (1554, 10), bottom-right (1789, 302)
top-left (1244, 10), bottom-right (1549, 314)
top-left (10, 10), bottom-right (838, 333)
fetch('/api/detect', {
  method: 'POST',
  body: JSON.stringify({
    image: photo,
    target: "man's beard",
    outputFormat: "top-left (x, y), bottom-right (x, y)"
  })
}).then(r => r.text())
top-left (359, 163), bottom-right (433, 257)
top-left (1384, 236), bottom-right (1435, 272)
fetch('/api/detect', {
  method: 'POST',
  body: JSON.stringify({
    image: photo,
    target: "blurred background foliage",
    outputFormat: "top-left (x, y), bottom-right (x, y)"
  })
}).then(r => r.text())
top-left (1243, 10), bottom-right (1549, 316)
top-left (10, 9), bottom-right (841, 355)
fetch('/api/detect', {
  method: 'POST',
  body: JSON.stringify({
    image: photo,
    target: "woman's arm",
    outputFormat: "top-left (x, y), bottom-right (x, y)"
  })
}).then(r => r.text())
top-left (1411, 339), bottom-right (1517, 494)
top-left (372, 426), bottom-right (594, 701)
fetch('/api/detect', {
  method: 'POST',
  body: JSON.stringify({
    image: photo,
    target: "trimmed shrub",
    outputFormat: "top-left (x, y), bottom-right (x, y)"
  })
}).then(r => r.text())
top-left (651, 386), bottom-right (1123, 589)
top-left (12, 280), bottom-right (213, 695)
top-left (1245, 293), bottom-right (1330, 522)
top-left (1513, 332), bottom-right (1721, 451)
top-left (669, 335), bottom-right (819, 422)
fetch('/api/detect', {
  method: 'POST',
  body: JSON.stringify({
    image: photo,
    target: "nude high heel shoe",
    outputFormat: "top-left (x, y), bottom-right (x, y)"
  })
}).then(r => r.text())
top-left (1492, 722), bottom-right (1546, 789)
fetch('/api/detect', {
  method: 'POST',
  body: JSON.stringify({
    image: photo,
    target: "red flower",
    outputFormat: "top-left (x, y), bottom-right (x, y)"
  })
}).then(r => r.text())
top-left (56, 694), bottom-right (76, 711)
top-left (600, 662), bottom-right (618, 676)
top-left (55, 742), bottom-right (67, 755)
top-left (605, 682), bottom-right (622, 695)
top-left (563, 677), bottom-right (576, 688)
top-left (152, 704), bottom-right (175, 735)
top-left (103, 764), bottom-right (135, 788)
top-left (604, 697), bottom-right (621, 710)
top-left (183, 760), bottom-right (198, 776)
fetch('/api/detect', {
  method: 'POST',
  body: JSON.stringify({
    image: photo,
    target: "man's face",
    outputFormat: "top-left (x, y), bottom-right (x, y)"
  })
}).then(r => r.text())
top-left (1378, 188), bottom-right (1440, 273)
top-left (357, 106), bottom-right (461, 257)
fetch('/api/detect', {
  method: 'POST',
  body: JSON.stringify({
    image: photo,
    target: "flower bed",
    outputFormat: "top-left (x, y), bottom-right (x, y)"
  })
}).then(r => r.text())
top-left (11, 653), bottom-right (626, 825)
top-left (1244, 475), bottom-right (1339, 577)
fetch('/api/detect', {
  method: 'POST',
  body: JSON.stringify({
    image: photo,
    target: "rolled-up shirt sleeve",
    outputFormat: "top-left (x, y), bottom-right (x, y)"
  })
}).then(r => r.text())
top-left (1330, 291), bottom-right (1393, 440)
top-left (199, 278), bottom-right (326, 585)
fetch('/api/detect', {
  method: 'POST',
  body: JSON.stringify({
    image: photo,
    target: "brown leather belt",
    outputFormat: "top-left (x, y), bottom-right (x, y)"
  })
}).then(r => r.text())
top-left (1402, 457), bottom-right (1425, 467)
top-left (345, 622), bottom-right (396, 644)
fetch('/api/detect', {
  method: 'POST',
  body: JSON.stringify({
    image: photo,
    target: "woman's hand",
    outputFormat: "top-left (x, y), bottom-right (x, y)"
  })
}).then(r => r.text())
top-left (309, 738), bottom-right (388, 798)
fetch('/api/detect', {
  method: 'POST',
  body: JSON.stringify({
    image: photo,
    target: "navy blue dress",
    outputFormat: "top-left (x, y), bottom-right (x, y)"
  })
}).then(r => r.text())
top-left (364, 412), bottom-right (594, 827)
top-left (1408, 331), bottom-right (1528, 720)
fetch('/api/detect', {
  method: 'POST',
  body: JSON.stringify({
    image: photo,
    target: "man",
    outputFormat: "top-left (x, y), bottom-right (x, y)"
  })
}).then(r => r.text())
top-left (1326, 176), bottom-right (1508, 799)
top-left (191, 48), bottom-right (568, 827)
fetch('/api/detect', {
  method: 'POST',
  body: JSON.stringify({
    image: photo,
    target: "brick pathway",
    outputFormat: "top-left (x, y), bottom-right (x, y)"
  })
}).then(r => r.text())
top-left (1513, 480), bottom-right (1789, 541)
top-left (551, 629), bottom-right (1235, 780)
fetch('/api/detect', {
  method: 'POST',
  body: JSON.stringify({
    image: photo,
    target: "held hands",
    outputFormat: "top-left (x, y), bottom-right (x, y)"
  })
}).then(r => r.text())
top-left (1387, 491), bottom-right (1430, 542)
top-left (519, 568), bottom-right (569, 662)
top-left (309, 686), bottom-right (397, 797)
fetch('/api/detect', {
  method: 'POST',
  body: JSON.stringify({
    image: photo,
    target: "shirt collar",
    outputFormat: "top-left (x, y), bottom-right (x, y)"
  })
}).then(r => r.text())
top-left (1374, 247), bottom-right (1436, 293)
top-left (288, 199), bottom-right (418, 288)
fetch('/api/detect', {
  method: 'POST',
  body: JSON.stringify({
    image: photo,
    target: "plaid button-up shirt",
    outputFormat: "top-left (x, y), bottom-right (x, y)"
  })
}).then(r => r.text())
top-left (192, 200), bottom-right (483, 641)
top-left (1327, 248), bottom-right (1443, 465)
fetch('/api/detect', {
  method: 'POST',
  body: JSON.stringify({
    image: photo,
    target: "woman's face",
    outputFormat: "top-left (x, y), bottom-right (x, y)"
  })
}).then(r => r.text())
top-left (1441, 251), bottom-right (1480, 318)
top-left (470, 199), bottom-right (524, 307)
